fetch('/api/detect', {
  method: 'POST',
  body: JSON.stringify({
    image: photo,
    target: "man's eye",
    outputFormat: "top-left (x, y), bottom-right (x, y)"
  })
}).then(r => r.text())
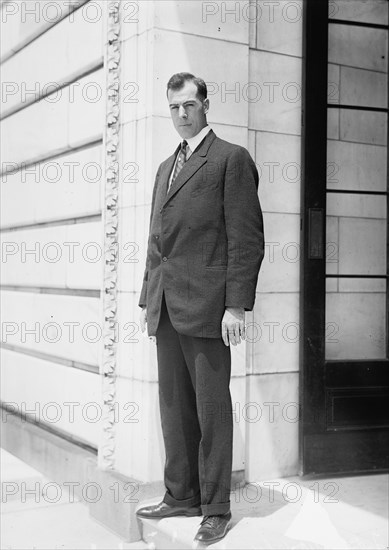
top-left (171, 106), bottom-right (178, 110)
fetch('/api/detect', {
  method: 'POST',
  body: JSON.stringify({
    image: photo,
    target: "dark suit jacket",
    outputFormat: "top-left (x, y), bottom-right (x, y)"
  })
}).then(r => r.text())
top-left (138, 129), bottom-right (264, 338)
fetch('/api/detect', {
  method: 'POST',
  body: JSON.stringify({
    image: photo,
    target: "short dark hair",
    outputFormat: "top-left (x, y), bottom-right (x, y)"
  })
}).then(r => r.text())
top-left (166, 72), bottom-right (207, 101)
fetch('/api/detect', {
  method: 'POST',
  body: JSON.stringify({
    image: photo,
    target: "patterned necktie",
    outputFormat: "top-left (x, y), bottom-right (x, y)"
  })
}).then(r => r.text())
top-left (168, 140), bottom-right (187, 193)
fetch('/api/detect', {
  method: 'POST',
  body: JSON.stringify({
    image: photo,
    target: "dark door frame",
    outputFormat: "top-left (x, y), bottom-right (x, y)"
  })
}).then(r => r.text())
top-left (300, 0), bottom-right (389, 475)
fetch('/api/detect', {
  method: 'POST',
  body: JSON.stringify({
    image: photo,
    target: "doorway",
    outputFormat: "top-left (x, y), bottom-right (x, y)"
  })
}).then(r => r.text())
top-left (300, 0), bottom-right (389, 474)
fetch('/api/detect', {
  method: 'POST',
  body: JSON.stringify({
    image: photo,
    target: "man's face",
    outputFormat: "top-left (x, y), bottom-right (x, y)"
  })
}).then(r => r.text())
top-left (167, 81), bottom-right (209, 139)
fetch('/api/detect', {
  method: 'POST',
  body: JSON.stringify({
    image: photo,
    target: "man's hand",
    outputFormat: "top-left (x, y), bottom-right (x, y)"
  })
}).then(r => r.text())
top-left (140, 307), bottom-right (147, 333)
top-left (140, 307), bottom-right (156, 343)
top-left (221, 307), bottom-right (245, 346)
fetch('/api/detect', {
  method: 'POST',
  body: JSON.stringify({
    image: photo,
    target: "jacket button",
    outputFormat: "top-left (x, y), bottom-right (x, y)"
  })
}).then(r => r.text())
top-left (159, 208), bottom-right (163, 213)
top-left (155, 235), bottom-right (159, 240)
top-left (162, 256), bottom-right (168, 262)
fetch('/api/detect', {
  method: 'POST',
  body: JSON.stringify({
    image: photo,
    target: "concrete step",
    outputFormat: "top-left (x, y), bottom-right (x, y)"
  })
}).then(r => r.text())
top-left (139, 511), bottom-right (324, 550)
top-left (137, 477), bottom-right (389, 550)
top-left (137, 484), bottom-right (324, 550)
top-left (141, 515), bottom-right (202, 549)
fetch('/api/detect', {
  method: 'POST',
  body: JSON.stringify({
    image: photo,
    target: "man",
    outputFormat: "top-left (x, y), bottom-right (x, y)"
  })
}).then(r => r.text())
top-left (136, 72), bottom-right (264, 544)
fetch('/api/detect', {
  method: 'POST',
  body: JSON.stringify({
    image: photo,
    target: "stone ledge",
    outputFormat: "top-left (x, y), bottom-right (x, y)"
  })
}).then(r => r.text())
top-left (87, 461), bottom-right (165, 541)
top-left (0, 409), bottom-right (164, 542)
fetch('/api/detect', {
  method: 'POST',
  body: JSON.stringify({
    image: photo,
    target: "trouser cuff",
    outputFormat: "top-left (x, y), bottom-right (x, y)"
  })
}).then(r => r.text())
top-left (163, 491), bottom-right (201, 508)
top-left (201, 501), bottom-right (231, 516)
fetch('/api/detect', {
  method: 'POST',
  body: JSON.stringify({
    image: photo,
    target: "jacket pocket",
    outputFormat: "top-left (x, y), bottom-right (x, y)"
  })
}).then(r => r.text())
top-left (190, 182), bottom-right (219, 197)
top-left (205, 265), bottom-right (227, 270)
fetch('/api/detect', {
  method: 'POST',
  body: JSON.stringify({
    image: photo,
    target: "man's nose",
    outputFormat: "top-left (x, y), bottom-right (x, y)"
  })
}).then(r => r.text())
top-left (178, 106), bottom-right (187, 118)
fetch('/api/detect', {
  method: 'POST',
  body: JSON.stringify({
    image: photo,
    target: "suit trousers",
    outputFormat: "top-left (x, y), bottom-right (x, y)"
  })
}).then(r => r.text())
top-left (156, 291), bottom-right (233, 516)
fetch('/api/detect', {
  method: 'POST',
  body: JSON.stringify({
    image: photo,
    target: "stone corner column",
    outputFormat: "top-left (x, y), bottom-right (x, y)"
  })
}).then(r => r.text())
top-left (88, 1), bottom-right (164, 541)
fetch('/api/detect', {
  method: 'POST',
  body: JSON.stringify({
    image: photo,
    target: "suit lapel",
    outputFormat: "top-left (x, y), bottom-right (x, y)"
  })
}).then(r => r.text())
top-left (160, 149), bottom-right (178, 190)
top-left (161, 130), bottom-right (216, 208)
top-left (155, 148), bottom-right (178, 207)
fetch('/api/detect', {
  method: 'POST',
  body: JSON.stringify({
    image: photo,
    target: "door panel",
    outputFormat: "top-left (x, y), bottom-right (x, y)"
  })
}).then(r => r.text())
top-left (301, 0), bottom-right (389, 475)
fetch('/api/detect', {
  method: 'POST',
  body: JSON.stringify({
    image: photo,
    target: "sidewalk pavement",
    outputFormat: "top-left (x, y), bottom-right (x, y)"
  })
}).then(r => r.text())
top-left (1, 447), bottom-right (388, 549)
top-left (0, 448), bottom-right (146, 550)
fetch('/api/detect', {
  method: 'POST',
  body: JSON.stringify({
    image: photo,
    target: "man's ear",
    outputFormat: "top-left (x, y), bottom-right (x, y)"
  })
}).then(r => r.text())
top-left (203, 98), bottom-right (209, 114)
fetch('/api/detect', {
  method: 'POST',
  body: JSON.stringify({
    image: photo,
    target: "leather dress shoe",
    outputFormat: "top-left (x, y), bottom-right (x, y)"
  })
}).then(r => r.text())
top-left (194, 511), bottom-right (232, 544)
top-left (136, 500), bottom-right (202, 518)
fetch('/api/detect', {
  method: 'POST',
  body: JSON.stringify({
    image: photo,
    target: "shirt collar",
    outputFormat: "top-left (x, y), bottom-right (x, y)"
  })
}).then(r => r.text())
top-left (185, 125), bottom-right (211, 154)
